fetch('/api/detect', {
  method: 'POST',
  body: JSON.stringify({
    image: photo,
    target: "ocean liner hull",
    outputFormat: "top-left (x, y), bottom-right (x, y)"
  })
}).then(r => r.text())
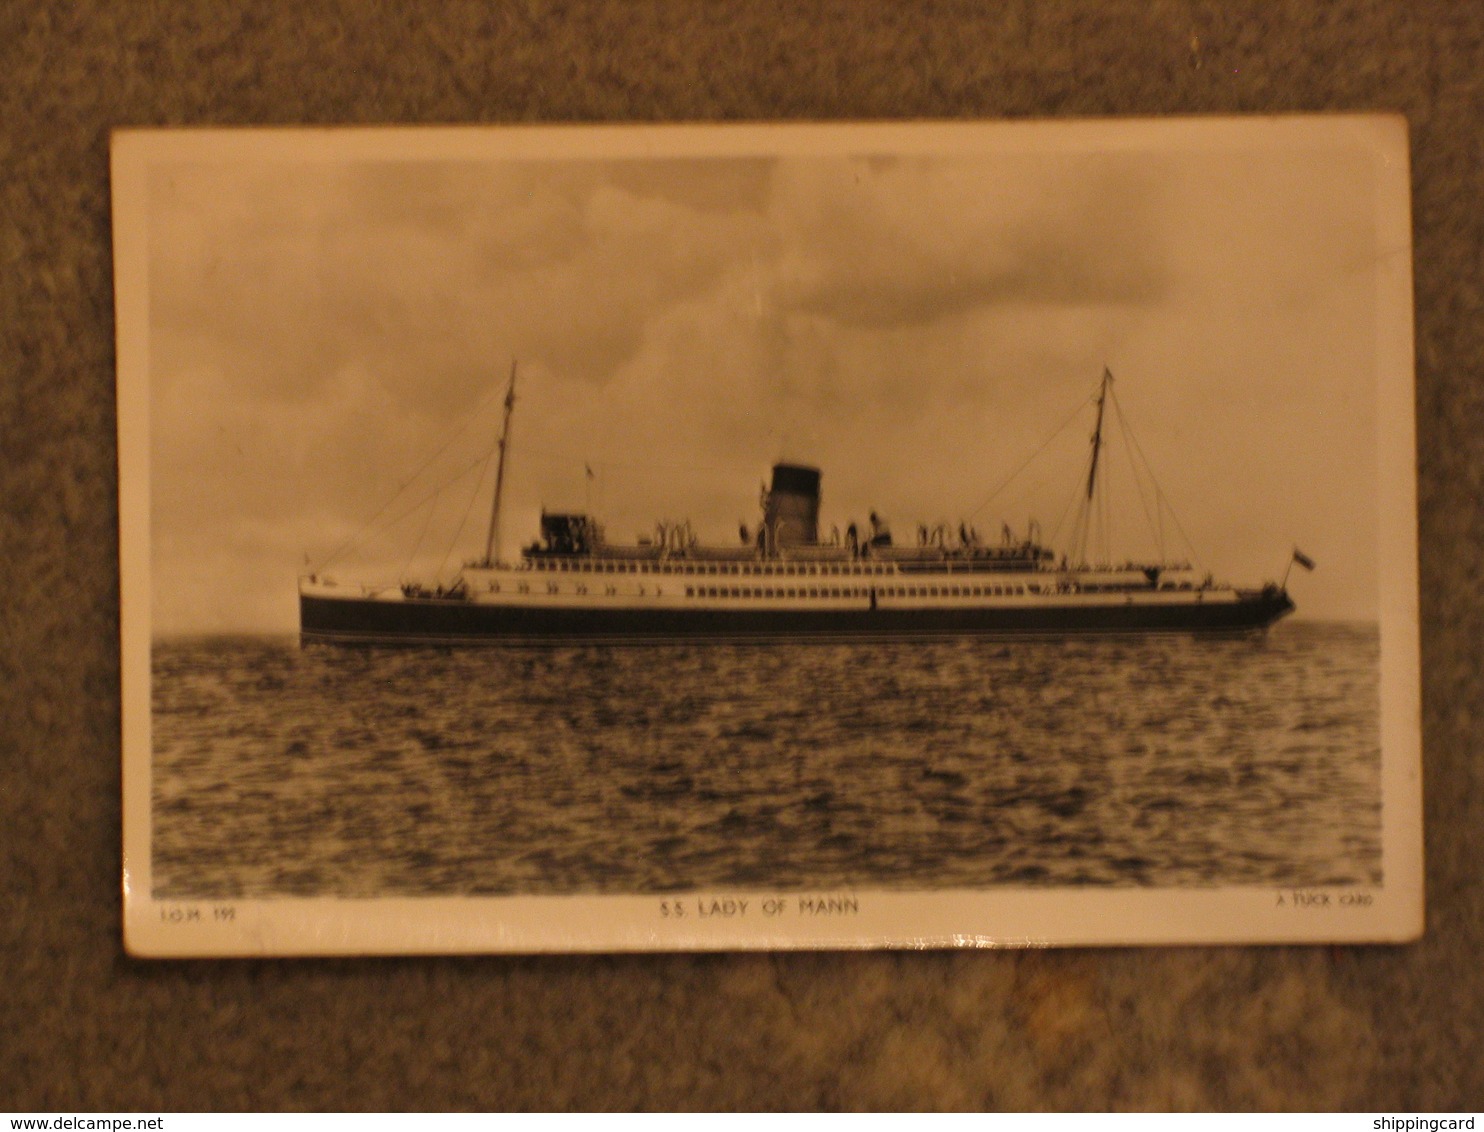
top-left (300, 370), bottom-right (1304, 647)
top-left (299, 589), bottom-right (1295, 647)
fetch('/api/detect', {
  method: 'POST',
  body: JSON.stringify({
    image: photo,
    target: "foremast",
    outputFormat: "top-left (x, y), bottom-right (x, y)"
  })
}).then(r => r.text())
top-left (482, 361), bottom-right (518, 567)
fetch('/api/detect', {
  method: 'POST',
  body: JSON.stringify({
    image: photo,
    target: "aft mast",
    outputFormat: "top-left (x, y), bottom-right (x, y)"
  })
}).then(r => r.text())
top-left (1069, 366), bottom-right (1114, 566)
top-left (1086, 366), bottom-right (1111, 502)
top-left (482, 361), bottom-right (518, 567)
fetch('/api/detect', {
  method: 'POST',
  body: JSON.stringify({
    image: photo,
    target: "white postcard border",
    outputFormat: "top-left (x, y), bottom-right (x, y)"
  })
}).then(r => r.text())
top-left (115, 117), bottom-right (1422, 956)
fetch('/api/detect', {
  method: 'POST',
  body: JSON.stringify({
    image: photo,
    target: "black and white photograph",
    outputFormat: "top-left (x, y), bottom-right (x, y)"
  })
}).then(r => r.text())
top-left (114, 119), bottom-right (1421, 954)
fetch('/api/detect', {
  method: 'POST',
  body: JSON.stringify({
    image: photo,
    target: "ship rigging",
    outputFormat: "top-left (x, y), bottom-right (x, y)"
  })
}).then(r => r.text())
top-left (300, 365), bottom-right (1298, 645)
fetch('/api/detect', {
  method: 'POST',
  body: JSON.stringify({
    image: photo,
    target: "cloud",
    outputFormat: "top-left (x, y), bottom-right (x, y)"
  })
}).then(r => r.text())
top-left (148, 159), bottom-right (773, 424)
top-left (142, 137), bottom-right (1390, 632)
top-left (765, 154), bottom-right (1173, 328)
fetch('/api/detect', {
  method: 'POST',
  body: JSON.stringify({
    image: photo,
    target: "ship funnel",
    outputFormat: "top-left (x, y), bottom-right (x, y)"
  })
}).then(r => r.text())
top-left (764, 463), bottom-right (821, 547)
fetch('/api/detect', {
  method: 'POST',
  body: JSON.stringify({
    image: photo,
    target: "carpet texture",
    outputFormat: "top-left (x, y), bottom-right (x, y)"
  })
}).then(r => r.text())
top-left (2, 0), bottom-right (1480, 1111)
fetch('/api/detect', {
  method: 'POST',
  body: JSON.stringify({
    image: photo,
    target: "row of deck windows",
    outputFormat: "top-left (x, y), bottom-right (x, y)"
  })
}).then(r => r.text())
top-left (683, 584), bottom-right (1029, 599)
top-left (529, 559), bottom-right (906, 576)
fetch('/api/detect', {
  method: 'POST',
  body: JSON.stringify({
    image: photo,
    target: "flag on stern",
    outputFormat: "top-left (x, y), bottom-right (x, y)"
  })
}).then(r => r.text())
top-left (1292, 548), bottom-right (1317, 571)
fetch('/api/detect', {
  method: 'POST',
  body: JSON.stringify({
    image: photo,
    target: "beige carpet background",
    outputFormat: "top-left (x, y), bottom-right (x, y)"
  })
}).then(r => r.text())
top-left (2, 0), bottom-right (1480, 1110)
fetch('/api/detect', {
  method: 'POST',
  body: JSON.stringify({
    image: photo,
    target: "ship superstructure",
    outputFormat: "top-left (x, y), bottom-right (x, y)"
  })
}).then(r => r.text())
top-left (299, 367), bottom-right (1297, 645)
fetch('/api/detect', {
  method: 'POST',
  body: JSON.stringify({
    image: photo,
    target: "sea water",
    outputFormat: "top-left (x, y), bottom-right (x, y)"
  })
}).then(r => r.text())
top-left (150, 622), bottom-right (1381, 897)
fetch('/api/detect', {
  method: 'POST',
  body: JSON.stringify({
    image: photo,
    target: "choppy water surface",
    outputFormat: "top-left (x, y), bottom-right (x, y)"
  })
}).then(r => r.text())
top-left (151, 623), bottom-right (1381, 897)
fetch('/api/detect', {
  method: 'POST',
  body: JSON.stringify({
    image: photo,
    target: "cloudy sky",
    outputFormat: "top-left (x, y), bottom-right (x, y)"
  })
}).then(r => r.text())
top-left (133, 122), bottom-right (1405, 633)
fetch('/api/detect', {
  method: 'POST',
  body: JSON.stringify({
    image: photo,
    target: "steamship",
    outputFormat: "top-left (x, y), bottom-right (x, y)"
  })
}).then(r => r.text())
top-left (299, 368), bottom-right (1298, 645)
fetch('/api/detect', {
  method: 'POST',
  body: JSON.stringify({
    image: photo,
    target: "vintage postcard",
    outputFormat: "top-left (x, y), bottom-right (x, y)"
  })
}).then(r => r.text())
top-left (114, 118), bottom-right (1421, 955)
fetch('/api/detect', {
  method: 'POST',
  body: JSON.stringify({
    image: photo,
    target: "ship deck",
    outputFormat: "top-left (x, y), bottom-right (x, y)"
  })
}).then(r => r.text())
top-left (299, 581), bottom-right (1294, 646)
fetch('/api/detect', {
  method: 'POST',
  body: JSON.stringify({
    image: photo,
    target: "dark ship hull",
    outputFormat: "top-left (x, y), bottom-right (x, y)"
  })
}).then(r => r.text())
top-left (299, 368), bottom-right (1303, 647)
top-left (300, 587), bottom-right (1295, 647)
